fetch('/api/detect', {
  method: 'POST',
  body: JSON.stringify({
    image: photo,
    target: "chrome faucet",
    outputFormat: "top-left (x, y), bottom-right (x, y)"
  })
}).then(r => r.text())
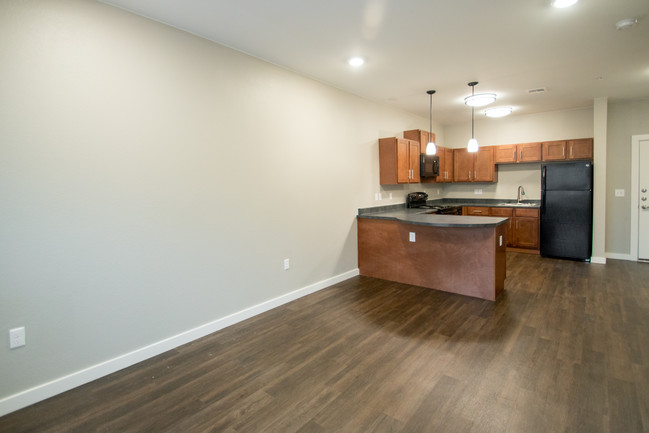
top-left (517, 185), bottom-right (526, 203)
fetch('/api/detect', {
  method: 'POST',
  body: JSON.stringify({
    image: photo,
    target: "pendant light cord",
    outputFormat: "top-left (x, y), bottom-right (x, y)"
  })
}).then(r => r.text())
top-left (471, 86), bottom-right (475, 139)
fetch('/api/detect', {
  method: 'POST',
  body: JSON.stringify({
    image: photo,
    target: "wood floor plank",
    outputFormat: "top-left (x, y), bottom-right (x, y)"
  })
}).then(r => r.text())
top-left (1, 253), bottom-right (649, 432)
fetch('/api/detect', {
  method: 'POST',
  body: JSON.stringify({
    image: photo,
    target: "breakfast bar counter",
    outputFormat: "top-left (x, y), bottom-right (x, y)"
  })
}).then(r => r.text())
top-left (357, 209), bottom-right (508, 301)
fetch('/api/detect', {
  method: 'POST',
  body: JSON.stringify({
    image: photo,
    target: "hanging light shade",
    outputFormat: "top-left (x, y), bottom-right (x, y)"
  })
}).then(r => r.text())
top-left (426, 90), bottom-right (437, 155)
top-left (467, 82), bottom-right (479, 153)
top-left (464, 88), bottom-right (496, 107)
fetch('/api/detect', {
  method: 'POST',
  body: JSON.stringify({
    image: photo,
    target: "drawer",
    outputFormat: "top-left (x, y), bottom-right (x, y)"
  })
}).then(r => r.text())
top-left (464, 206), bottom-right (490, 216)
top-left (515, 208), bottom-right (539, 218)
top-left (490, 207), bottom-right (513, 217)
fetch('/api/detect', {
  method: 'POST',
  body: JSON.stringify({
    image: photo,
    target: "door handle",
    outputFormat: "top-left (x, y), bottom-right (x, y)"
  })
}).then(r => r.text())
top-left (643, 188), bottom-right (648, 193)
top-left (642, 197), bottom-right (647, 201)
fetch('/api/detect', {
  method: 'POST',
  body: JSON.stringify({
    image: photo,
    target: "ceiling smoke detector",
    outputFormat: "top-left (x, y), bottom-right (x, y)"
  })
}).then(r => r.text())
top-left (528, 87), bottom-right (547, 94)
top-left (616, 18), bottom-right (638, 31)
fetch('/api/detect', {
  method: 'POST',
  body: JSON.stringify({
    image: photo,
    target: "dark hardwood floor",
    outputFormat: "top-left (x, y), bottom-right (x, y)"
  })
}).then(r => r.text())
top-left (2, 253), bottom-right (648, 432)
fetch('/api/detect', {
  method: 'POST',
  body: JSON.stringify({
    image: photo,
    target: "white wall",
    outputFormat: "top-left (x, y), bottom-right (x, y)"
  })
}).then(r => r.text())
top-left (0, 0), bottom-right (429, 412)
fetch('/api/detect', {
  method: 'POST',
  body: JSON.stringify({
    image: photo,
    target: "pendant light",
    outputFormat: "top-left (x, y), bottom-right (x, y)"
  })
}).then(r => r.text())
top-left (426, 90), bottom-right (437, 155)
top-left (467, 82), bottom-right (479, 153)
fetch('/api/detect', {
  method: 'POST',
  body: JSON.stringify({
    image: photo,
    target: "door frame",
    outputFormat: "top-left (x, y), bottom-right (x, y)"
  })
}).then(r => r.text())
top-left (630, 134), bottom-right (649, 261)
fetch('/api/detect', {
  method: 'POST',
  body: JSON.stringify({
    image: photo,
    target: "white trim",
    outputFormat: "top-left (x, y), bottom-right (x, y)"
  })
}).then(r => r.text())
top-left (0, 269), bottom-right (360, 417)
top-left (590, 256), bottom-right (607, 264)
top-left (631, 134), bottom-right (649, 261)
top-left (605, 252), bottom-right (634, 261)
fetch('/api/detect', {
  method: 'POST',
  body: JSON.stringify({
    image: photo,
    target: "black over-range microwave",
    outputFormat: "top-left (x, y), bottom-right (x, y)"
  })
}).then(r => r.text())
top-left (420, 154), bottom-right (440, 178)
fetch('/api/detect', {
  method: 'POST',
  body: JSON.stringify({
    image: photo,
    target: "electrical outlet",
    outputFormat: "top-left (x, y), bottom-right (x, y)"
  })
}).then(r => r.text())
top-left (283, 258), bottom-right (290, 270)
top-left (9, 327), bottom-right (25, 349)
top-left (615, 189), bottom-right (625, 197)
top-left (389, 193), bottom-right (392, 200)
top-left (474, 188), bottom-right (483, 195)
top-left (409, 232), bottom-right (416, 242)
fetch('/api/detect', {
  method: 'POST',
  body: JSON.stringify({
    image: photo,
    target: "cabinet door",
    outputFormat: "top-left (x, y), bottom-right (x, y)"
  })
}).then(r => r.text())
top-left (409, 140), bottom-right (421, 183)
top-left (453, 149), bottom-right (473, 182)
top-left (490, 207), bottom-right (514, 246)
top-left (474, 147), bottom-right (495, 182)
top-left (518, 142), bottom-right (542, 162)
top-left (396, 139), bottom-right (410, 183)
top-left (542, 140), bottom-right (567, 161)
top-left (567, 138), bottom-right (593, 160)
top-left (494, 144), bottom-right (517, 164)
top-left (514, 217), bottom-right (540, 249)
top-left (443, 148), bottom-right (454, 182)
top-left (464, 206), bottom-right (490, 216)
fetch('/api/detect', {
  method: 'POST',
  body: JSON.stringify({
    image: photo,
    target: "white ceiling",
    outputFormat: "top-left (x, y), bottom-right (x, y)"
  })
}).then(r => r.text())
top-left (99, 0), bottom-right (649, 125)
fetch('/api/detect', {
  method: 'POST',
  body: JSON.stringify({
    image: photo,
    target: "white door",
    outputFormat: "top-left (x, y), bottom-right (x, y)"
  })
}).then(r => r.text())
top-left (639, 139), bottom-right (649, 260)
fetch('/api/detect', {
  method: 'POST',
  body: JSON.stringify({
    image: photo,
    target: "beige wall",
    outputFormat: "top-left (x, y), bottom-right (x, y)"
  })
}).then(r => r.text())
top-left (606, 98), bottom-right (649, 256)
top-left (0, 0), bottom-right (428, 407)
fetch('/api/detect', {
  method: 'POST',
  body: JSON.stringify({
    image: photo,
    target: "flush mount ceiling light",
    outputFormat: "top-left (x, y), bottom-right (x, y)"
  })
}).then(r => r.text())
top-left (551, 0), bottom-right (578, 8)
top-left (348, 56), bottom-right (365, 67)
top-left (485, 107), bottom-right (513, 118)
top-left (464, 89), bottom-right (496, 107)
top-left (426, 90), bottom-right (437, 155)
top-left (467, 82), bottom-right (480, 153)
top-left (616, 18), bottom-right (638, 30)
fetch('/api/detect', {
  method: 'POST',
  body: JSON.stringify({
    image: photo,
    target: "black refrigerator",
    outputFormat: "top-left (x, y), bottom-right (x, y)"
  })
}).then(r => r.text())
top-left (540, 162), bottom-right (593, 261)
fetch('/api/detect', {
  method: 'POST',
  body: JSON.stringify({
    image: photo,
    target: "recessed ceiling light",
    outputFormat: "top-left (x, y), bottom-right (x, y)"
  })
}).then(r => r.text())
top-left (485, 107), bottom-right (513, 118)
top-left (551, 0), bottom-right (578, 8)
top-left (348, 57), bottom-right (365, 67)
top-left (616, 18), bottom-right (638, 30)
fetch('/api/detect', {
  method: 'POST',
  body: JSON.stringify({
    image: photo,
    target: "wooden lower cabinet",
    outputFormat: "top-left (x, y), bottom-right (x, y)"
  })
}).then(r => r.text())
top-left (464, 206), bottom-right (490, 216)
top-left (464, 206), bottom-right (539, 252)
top-left (513, 208), bottom-right (540, 250)
top-left (489, 207), bottom-right (514, 247)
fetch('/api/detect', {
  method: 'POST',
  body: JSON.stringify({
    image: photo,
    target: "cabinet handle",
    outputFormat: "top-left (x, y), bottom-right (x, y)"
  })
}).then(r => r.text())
top-left (570, 146), bottom-right (573, 157)
top-left (474, 170), bottom-right (477, 179)
top-left (562, 147), bottom-right (565, 156)
top-left (520, 150), bottom-right (522, 160)
top-left (468, 171), bottom-right (471, 180)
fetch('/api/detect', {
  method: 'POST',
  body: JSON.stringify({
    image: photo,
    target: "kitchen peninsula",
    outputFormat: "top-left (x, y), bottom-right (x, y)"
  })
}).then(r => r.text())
top-left (357, 208), bottom-right (508, 301)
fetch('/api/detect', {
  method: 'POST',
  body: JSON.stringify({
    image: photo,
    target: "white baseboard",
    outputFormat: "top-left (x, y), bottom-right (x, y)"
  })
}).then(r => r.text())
top-left (0, 269), bottom-right (360, 417)
top-left (590, 256), bottom-right (607, 264)
top-left (605, 252), bottom-right (634, 261)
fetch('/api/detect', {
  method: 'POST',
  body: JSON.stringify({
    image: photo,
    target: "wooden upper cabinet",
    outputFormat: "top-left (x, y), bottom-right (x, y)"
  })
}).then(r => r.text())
top-left (404, 129), bottom-right (435, 154)
top-left (453, 149), bottom-right (474, 182)
top-left (453, 147), bottom-right (496, 182)
top-left (379, 137), bottom-right (420, 184)
top-left (542, 140), bottom-right (568, 161)
top-left (495, 142), bottom-right (541, 164)
top-left (442, 147), bottom-right (454, 182)
top-left (494, 144), bottom-right (517, 164)
top-left (404, 129), bottom-right (440, 183)
top-left (542, 139), bottom-right (593, 161)
top-left (567, 138), bottom-right (593, 160)
top-left (518, 142), bottom-right (542, 162)
top-left (474, 147), bottom-right (496, 181)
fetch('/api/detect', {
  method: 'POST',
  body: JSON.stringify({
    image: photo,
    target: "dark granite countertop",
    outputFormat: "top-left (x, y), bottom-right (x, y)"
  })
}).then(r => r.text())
top-left (357, 208), bottom-right (508, 228)
top-left (356, 199), bottom-right (540, 228)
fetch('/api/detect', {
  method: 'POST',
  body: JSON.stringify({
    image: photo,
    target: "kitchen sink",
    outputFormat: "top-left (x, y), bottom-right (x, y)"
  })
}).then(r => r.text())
top-left (498, 202), bottom-right (537, 207)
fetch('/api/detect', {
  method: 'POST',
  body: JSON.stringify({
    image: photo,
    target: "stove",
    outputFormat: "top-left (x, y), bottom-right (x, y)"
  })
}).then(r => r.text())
top-left (406, 192), bottom-right (463, 215)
